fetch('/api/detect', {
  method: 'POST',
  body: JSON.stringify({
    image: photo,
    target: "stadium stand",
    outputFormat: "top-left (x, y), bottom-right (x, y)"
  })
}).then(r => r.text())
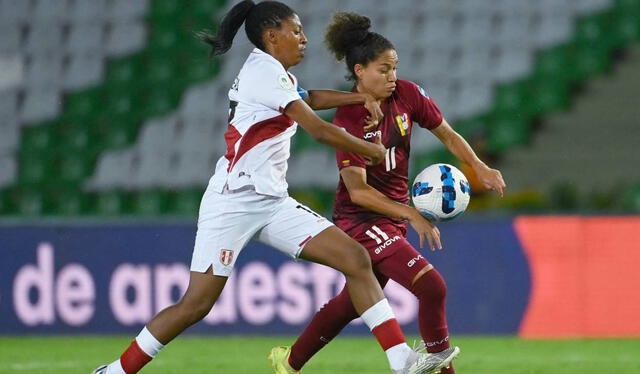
top-left (0, 0), bottom-right (638, 216)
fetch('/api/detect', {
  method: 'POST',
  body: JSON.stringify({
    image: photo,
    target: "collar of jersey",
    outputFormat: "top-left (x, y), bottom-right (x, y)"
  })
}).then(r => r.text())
top-left (251, 48), bottom-right (288, 71)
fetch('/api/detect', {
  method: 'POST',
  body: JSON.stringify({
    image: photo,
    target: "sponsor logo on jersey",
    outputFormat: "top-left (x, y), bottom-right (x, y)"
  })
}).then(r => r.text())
top-left (364, 130), bottom-right (382, 139)
top-left (220, 249), bottom-right (234, 266)
top-left (278, 74), bottom-right (294, 89)
top-left (407, 254), bottom-right (424, 267)
top-left (395, 113), bottom-right (409, 136)
top-left (374, 235), bottom-right (401, 254)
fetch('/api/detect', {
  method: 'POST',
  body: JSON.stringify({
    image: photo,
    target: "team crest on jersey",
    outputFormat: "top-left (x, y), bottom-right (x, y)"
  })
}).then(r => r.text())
top-left (278, 74), bottom-right (294, 89)
top-left (220, 249), bottom-right (234, 266)
top-left (395, 113), bottom-right (409, 136)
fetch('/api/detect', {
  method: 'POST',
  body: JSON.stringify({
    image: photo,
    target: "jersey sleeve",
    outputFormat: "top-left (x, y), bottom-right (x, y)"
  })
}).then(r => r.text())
top-left (333, 108), bottom-right (368, 170)
top-left (408, 82), bottom-right (443, 130)
top-left (246, 61), bottom-right (302, 112)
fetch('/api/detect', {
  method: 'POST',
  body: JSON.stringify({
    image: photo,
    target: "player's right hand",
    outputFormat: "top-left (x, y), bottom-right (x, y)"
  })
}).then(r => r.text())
top-left (409, 209), bottom-right (442, 251)
top-left (365, 134), bottom-right (386, 166)
top-left (362, 93), bottom-right (383, 131)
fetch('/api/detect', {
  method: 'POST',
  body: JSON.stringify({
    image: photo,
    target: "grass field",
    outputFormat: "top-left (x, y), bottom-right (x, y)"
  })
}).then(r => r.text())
top-left (1, 336), bottom-right (639, 373)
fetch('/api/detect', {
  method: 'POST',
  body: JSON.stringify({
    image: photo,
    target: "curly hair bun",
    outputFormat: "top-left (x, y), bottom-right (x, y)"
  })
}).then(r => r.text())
top-left (324, 12), bottom-right (372, 61)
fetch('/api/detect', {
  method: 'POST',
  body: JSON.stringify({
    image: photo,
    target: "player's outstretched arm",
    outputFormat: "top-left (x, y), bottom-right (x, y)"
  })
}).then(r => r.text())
top-left (304, 90), bottom-right (383, 125)
top-left (341, 166), bottom-right (442, 251)
top-left (431, 119), bottom-right (506, 197)
top-left (285, 99), bottom-right (386, 165)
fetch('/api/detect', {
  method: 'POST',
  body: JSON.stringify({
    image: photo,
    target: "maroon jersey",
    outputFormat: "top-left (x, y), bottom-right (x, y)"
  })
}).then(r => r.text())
top-left (333, 79), bottom-right (443, 233)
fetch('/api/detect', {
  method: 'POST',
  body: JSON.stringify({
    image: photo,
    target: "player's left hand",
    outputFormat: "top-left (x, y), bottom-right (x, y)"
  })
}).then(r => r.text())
top-left (409, 209), bottom-right (443, 251)
top-left (474, 164), bottom-right (506, 197)
top-left (362, 93), bottom-right (383, 132)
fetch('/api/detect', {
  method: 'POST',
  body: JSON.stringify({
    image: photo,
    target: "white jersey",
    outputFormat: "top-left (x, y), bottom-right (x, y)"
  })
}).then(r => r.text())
top-left (209, 48), bottom-right (304, 197)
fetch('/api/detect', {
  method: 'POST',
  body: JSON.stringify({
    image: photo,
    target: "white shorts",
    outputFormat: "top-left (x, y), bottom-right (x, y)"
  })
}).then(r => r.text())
top-left (190, 185), bottom-right (334, 277)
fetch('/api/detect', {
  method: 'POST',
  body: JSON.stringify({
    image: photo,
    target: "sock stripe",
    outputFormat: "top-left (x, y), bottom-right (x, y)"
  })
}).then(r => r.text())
top-left (372, 319), bottom-right (406, 351)
top-left (120, 340), bottom-right (152, 374)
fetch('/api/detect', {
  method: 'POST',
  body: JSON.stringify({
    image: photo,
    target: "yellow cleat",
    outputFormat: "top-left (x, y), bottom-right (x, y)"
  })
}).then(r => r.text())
top-left (268, 346), bottom-right (300, 374)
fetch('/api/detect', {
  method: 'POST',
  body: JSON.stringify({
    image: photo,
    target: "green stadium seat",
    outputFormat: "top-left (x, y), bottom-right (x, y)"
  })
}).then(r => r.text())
top-left (148, 26), bottom-right (181, 52)
top-left (493, 81), bottom-right (531, 117)
top-left (65, 88), bottom-right (105, 122)
top-left (291, 130), bottom-right (317, 152)
top-left (141, 90), bottom-right (179, 118)
top-left (533, 46), bottom-right (576, 84)
top-left (486, 117), bottom-right (531, 154)
top-left (615, 0), bottom-right (640, 19)
top-left (58, 152), bottom-right (93, 183)
top-left (574, 11), bottom-right (615, 51)
top-left (453, 117), bottom-right (487, 140)
top-left (573, 45), bottom-right (611, 79)
top-left (104, 57), bottom-right (146, 93)
top-left (48, 188), bottom-right (87, 216)
top-left (413, 149), bottom-right (457, 172)
top-left (132, 190), bottom-right (168, 215)
top-left (13, 188), bottom-right (45, 216)
top-left (144, 59), bottom-right (176, 84)
top-left (612, 14), bottom-right (640, 45)
top-left (176, 57), bottom-right (219, 85)
top-left (17, 152), bottom-right (53, 186)
top-left (169, 189), bottom-right (203, 216)
top-left (0, 188), bottom-right (12, 215)
top-left (95, 191), bottom-right (130, 215)
top-left (623, 184), bottom-right (640, 212)
top-left (528, 80), bottom-right (570, 115)
top-left (21, 124), bottom-right (58, 153)
top-left (149, 0), bottom-right (183, 20)
top-left (100, 121), bottom-right (138, 149)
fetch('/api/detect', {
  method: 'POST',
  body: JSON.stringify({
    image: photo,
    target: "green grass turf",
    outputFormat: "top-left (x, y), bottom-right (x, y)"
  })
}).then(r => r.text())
top-left (0, 336), bottom-right (639, 373)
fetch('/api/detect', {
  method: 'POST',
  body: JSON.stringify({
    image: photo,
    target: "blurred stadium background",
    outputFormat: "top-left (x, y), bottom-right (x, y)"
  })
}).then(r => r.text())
top-left (1, 0), bottom-right (639, 373)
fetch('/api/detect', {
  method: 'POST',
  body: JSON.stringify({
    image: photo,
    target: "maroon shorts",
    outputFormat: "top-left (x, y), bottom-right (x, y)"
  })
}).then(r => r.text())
top-left (343, 220), bottom-right (431, 289)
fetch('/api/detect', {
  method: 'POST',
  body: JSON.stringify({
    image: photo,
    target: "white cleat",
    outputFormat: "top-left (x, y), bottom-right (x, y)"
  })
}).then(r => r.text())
top-left (393, 346), bottom-right (460, 374)
top-left (91, 365), bottom-right (108, 374)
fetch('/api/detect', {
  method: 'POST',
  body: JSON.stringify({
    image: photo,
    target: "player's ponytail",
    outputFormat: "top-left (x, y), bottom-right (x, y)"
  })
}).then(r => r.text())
top-left (325, 12), bottom-right (395, 81)
top-left (198, 0), bottom-right (256, 56)
top-left (198, 0), bottom-right (295, 56)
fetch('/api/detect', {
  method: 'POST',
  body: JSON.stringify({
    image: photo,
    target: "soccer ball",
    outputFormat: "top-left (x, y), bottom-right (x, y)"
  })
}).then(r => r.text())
top-left (411, 164), bottom-right (471, 221)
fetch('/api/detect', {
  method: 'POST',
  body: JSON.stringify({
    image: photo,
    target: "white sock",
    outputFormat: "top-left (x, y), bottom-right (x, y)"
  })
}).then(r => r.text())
top-left (105, 327), bottom-right (165, 374)
top-left (135, 326), bottom-right (165, 357)
top-left (386, 343), bottom-right (412, 371)
top-left (360, 299), bottom-right (394, 330)
top-left (105, 359), bottom-right (125, 374)
top-left (360, 299), bottom-right (412, 371)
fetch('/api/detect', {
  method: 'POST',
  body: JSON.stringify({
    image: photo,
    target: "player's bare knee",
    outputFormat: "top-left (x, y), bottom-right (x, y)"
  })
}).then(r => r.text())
top-left (177, 299), bottom-right (213, 324)
top-left (347, 243), bottom-right (373, 277)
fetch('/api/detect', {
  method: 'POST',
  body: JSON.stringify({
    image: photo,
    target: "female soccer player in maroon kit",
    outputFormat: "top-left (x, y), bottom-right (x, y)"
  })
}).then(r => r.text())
top-left (270, 12), bottom-right (506, 374)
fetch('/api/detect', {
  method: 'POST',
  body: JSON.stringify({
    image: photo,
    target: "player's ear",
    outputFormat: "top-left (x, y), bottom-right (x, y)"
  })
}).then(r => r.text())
top-left (264, 28), bottom-right (279, 46)
top-left (354, 63), bottom-right (365, 80)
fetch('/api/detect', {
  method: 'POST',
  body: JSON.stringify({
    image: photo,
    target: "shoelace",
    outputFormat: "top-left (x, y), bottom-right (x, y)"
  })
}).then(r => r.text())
top-left (411, 340), bottom-right (428, 354)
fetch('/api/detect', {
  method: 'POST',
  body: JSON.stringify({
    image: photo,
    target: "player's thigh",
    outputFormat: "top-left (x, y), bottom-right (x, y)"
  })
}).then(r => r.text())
top-left (258, 198), bottom-right (369, 273)
top-left (374, 238), bottom-right (432, 290)
top-left (191, 188), bottom-right (270, 277)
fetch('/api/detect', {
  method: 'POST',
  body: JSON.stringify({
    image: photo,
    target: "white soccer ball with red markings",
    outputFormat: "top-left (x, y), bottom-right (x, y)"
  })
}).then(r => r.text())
top-left (411, 163), bottom-right (471, 221)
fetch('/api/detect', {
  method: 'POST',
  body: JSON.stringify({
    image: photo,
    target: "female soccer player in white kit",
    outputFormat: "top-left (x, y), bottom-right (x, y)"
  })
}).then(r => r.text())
top-left (93, 1), bottom-right (444, 373)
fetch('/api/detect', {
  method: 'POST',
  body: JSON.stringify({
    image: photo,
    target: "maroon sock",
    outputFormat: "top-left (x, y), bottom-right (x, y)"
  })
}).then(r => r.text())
top-left (288, 287), bottom-right (359, 371)
top-left (120, 340), bottom-right (152, 374)
top-left (410, 269), bottom-right (455, 373)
